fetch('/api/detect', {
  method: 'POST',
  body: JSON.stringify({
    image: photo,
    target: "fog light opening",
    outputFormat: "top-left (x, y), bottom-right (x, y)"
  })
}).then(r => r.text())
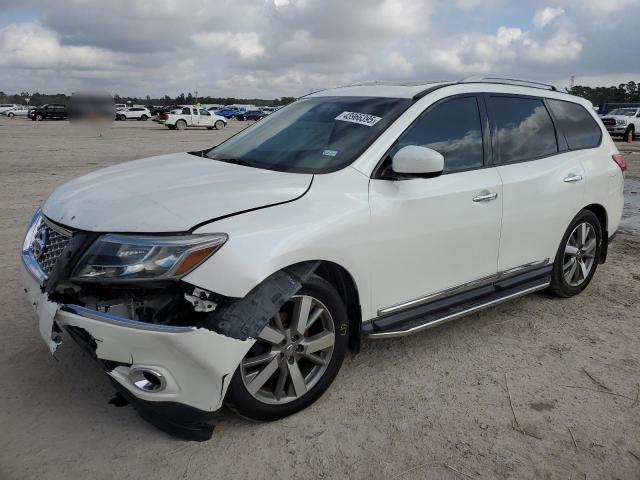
top-left (129, 368), bottom-right (167, 392)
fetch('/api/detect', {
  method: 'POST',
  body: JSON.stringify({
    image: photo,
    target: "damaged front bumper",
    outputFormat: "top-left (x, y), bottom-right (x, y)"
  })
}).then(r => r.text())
top-left (21, 261), bottom-right (254, 440)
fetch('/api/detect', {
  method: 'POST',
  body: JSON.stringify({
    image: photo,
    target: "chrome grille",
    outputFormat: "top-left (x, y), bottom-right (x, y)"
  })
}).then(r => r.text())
top-left (601, 118), bottom-right (615, 126)
top-left (32, 219), bottom-right (72, 275)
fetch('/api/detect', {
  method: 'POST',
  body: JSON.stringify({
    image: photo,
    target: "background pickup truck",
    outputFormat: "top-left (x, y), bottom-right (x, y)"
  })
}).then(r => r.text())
top-left (600, 107), bottom-right (640, 140)
top-left (157, 107), bottom-right (228, 130)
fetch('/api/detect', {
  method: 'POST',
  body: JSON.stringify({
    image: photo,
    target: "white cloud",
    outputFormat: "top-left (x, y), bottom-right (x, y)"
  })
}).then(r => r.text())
top-left (192, 32), bottom-right (265, 59)
top-left (533, 7), bottom-right (565, 28)
top-left (0, 23), bottom-right (120, 70)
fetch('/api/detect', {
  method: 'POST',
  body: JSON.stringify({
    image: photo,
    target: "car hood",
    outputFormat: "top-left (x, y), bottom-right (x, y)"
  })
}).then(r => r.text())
top-left (602, 115), bottom-right (632, 121)
top-left (43, 152), bottom-right (313, 232)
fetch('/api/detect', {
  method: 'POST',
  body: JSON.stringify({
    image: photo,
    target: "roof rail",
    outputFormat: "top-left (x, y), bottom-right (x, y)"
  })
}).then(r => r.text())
top-left (459, 76), bottom-right (558, 92)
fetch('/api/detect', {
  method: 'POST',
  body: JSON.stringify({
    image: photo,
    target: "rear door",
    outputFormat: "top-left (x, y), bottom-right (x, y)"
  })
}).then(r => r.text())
top-left (487, 95), bottom-right (586, 272)
top-left (191, 108), bottom-right (200, 126)
top-left (369, 95), bottom-right (503, 315)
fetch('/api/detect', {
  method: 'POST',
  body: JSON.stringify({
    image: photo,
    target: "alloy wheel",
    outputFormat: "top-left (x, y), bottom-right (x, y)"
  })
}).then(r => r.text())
top-left (240, 295), bottom-right (336, 405)
top-left (563, 222), bottom-right (597, 287)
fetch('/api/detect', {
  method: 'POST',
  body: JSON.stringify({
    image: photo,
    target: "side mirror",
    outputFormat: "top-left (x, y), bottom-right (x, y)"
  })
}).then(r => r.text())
top-left (391, 145), bottom-right (444, 177)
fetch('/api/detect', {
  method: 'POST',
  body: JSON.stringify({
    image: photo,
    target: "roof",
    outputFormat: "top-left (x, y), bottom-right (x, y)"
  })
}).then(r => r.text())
top-left (307, 82), bottom-right (451, 99)
top-left (305, 77), bottom-right (577, 101)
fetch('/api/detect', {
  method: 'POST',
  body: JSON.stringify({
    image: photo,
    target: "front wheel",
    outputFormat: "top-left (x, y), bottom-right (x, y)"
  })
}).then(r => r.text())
top-left (215, 120), bottom-right (225, 130)
top-left (549, 210), bottom-right (601, 297)
top-left (35, 114), bottom-right (44, 121)
top-left (140, 114), bottom-right (148, 121)
top-left (8, 112), bottom-right (14, 118)
top-left (225, 275), bottom-right (348, 421)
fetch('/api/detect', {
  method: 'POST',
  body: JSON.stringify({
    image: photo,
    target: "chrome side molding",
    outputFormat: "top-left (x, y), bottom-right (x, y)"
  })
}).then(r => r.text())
top-left (368, 282), bottom-right (549, 339)
top-left (377, 258), bottom-right (549, 316)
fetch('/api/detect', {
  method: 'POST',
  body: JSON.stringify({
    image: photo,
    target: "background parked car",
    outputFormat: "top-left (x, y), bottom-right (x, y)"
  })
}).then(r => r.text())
top-left (2, 105), bottom-right (29, 117)
top-left (116, 107), bottom-right (152, 121)
top-left (0, 103), bottom-right (20, 113)
top-left (214, 107), bottom-right (241, 118)
top-left (30, 104), bottom-right (68, 121)
top-left (157, 106), bottom-right (227, 130)
top-left (235, 109), bottom-right (267, 121)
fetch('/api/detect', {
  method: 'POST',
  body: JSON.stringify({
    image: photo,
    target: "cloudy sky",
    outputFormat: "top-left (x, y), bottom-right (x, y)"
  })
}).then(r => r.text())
top-left (0, 0), bottom-right (638, 98)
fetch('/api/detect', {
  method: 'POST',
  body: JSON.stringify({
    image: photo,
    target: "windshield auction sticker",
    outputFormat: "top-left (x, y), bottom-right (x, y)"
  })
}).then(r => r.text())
top-left (335, 111), bottom-right (382, 127)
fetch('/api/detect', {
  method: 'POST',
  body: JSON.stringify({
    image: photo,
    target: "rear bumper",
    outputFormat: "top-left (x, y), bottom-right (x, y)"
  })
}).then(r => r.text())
top-left (21, 261), bottom-right (254, 439)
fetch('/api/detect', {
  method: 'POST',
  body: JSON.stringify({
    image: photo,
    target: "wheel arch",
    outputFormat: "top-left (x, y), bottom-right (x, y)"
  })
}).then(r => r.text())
top-left (583, 203), bottom-right (608, 263)
top-left (313, 261), bottom-right (363, 353)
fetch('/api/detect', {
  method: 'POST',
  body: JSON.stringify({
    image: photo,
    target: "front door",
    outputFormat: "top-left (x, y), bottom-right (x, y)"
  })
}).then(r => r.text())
top-left (369, 95), bottom-right (503, 315)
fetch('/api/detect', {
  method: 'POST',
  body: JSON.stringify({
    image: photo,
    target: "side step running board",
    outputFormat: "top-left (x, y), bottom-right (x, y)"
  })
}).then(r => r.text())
top-left (365, 278), bottom-right (550, 339)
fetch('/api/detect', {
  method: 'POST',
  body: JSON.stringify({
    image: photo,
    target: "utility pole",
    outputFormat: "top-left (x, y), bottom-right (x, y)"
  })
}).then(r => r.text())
top-left (570, 75), bottom-right (575, 89)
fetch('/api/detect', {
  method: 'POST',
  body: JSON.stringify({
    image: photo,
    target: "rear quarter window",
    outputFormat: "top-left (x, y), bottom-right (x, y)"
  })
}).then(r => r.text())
top-left (547, 99), bottom-right (602, 150)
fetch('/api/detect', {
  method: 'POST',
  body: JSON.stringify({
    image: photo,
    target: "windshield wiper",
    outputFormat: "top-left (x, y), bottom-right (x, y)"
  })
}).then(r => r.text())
top-left (211, 156), bottom-right (256, 168)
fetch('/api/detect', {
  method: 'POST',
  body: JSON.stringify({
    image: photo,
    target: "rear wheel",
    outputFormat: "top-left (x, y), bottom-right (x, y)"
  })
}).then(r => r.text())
top-left (549, 210), bottom-right (601, 297)
top-left (215, 120), bottom-right (225, 130)
top-left (226, 275), bottom-right (348, 421)
top-left (176, 120), bottom-right (187, 130)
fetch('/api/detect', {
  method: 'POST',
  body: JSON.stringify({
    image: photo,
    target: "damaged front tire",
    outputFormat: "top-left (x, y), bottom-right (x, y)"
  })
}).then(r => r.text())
top-left (225, 275), bottom-right (348, 421)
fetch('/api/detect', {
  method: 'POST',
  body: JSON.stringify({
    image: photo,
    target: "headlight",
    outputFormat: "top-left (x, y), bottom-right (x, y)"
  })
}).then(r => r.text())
top-left (616, 118), bottom-right (628, 125)
top-left (71, 233), bottom-right (227, 282)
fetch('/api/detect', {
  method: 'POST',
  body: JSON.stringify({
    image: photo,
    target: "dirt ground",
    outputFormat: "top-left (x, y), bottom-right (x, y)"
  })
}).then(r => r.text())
top-left (1, 117), bottom-right (639, 480)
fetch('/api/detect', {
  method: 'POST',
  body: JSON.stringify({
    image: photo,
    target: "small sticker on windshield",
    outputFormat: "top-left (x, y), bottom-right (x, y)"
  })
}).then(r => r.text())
top-left (335, 111), bottom-right (382, 127)
top-left (322, 149), bottom-right (338, 157)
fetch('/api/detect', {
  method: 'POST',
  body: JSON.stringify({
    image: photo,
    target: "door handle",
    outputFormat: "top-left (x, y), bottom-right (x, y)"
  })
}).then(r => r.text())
top-left (472, 192), bottom-right (498, 202)
top-left (563, 174), bottom-right (583, 183)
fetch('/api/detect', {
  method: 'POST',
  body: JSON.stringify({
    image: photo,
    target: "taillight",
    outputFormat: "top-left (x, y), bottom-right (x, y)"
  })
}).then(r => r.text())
top-left (612, 154), bottom-right (627, 172)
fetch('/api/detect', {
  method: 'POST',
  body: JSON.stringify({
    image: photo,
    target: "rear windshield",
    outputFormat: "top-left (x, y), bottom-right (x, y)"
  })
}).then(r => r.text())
top-left (207, 96), bottom-right (413, 173)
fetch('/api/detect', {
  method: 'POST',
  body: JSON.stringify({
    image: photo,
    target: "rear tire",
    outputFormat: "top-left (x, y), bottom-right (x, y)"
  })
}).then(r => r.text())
top-left (225, 274), bottom-right (349, 421)
top-left (549, 210), bottom-right (601, 297)
top-left (176, 120), bottom-right (187, 130)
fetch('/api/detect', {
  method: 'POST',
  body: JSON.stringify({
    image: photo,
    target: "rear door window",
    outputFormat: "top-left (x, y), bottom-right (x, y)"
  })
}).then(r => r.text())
top-left (547, 99), bottom-right (602, 150)
top-left (490, 96), bottom-right (558, 163)
top-left (393, 96), bottom-right (484, 173)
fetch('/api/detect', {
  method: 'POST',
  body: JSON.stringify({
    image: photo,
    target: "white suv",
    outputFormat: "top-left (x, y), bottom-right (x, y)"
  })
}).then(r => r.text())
top-left (21, 78), bottom-right (625, 440)
top-left (116, 106), bottom-right (152, 121)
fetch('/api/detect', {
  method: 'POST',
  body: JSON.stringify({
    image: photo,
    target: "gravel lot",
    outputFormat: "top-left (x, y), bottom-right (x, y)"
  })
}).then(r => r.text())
top-left (1, 117), bottom-right (639, 480)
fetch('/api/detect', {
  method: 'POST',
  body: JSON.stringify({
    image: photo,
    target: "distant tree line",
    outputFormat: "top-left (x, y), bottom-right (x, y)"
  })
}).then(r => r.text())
top-left (566, 81), bottom-right (640, 106)
top-left (0, 90), bottom-right (298, 107)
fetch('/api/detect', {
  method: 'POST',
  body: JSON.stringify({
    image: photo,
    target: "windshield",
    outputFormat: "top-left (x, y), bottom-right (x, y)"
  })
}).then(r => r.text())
top-left (609, 108), bottom-right (637, 116)
top-left (207, 96), bottom-right (413, 173)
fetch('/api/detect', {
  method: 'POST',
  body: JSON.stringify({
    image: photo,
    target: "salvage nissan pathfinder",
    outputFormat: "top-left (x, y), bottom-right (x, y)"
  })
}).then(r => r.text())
top-left (21, 77), bottom-right (625, 439)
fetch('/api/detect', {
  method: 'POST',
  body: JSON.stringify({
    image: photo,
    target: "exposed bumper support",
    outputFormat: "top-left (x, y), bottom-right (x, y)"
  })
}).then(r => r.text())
top-left (21, 264), bottom-right (254, 440)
